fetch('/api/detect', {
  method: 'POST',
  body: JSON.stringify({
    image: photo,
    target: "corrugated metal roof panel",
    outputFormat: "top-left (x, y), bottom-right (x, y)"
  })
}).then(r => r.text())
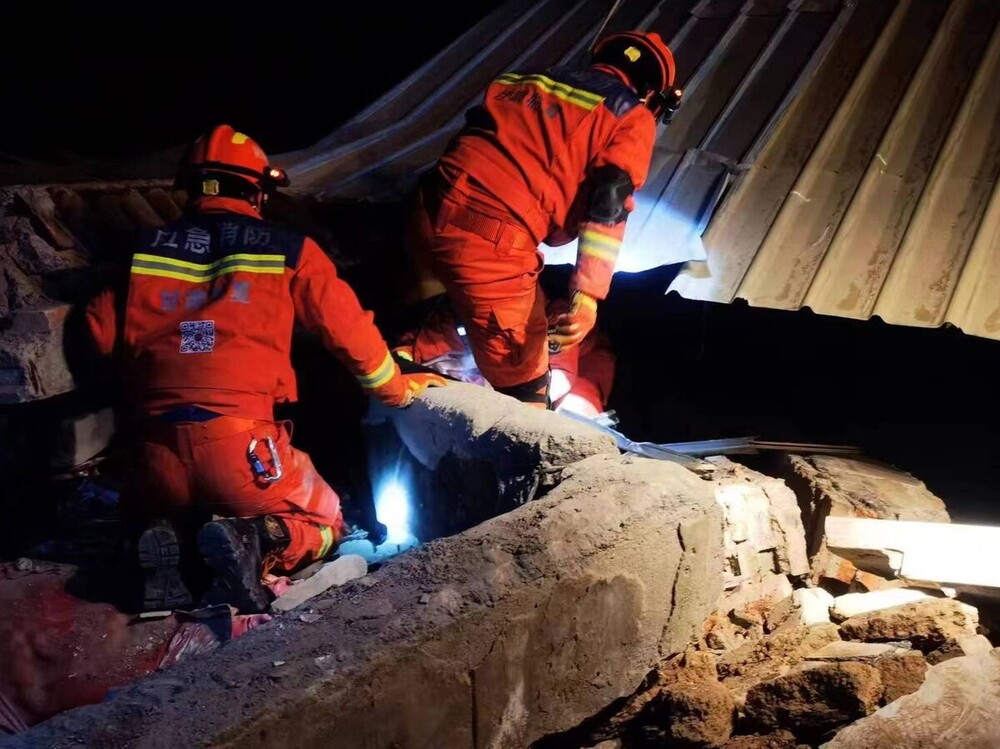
top-left (670, 0), bottom-right (1000, 340)
top-left (874, 16), bottom-right (1000, 327)
top-left (280, 0), bottom-right (1000, 342)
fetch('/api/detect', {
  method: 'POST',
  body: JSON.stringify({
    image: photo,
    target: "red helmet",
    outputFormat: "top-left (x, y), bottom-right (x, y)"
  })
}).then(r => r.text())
top-left (591, 31), bottom-right (682, 123)
top-left (176, 124), bottom-right (290, 201)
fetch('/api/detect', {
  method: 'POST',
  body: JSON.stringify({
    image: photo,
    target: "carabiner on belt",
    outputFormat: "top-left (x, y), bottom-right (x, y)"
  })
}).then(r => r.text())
top-left (247, 436), bottom-right (283, 483)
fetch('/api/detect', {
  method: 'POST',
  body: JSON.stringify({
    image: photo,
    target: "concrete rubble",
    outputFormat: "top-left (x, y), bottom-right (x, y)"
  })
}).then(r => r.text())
top-left (364, 384), bottom-right (619, 540)
top-left (873, 651), bottom-right (928, 704)
top-left (533, 444), bottom-right (999, 746)
top-left (744, 662), bottom-right (884, 742)
top-left (270, 555), bottom-right (368, 613)
top-left (0, 189), bottom-right (101, 405)
top-left (779, 454), bottom-right (950, 590)
top-left (5, 306), bottom-right (1000, 746)
top-left (838, 598), bottom-right (979, 652)
top-left (8, 409), bottom-right (724, 747)
top-left (824, 650), bottom-right (1000, 749)
top-left (710, 458), bottom-right (810, 591)
top-left (794, 587), bottom-right (835, 625)
top-left (50, 407), bottom-right (115, 470)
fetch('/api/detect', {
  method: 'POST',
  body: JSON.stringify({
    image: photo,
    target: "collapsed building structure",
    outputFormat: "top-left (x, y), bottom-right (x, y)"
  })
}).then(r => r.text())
top-left (5, 383), bottom-right (999, 747)
top-left (3, 0), bottom-right (1000, 746)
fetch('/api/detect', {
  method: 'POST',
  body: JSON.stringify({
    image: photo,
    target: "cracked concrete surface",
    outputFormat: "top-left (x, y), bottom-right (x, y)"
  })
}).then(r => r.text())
top-left (7, 451), bottom-right (722, 748)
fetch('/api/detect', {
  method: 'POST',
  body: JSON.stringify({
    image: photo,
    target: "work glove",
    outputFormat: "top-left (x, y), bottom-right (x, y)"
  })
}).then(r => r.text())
top-left (375, 370), bottom-right (448, 408)
top-left (401, 371), bottom-right (447, 406)
top-left (547, 290), bottom-right (598, 354)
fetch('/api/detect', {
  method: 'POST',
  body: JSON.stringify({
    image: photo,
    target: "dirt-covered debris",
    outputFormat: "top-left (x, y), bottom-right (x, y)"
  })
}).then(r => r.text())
top-left (743, 662), bottom-right (883, 742)
top-left (718, 623), bottom-right (842, 701)
top-left (629, 651), bottom-right (736, 748)
top-left (825, 651), bottom-right (1000, 749)
top-left (838, 598), bottom-right (979, 651)
top-left (873, 651), bottom-right (928, 704)
top-left (719, 731), bottom-right (799, 749)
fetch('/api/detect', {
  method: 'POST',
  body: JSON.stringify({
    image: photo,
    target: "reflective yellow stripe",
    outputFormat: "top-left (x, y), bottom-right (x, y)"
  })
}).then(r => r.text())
top-left (132, 265), bottom-right (285, 282)
top-left (134, 252), bottom-right (285, 270)
top-left (579, 230), bottom-right (622, 263)
top-left (496, 73), bottom-right (604, 110)
top-left (317, 525), bottom-right (334, 559)
top-left (131, 253), bottom-right (285, 282)
top-left (356, 351), bottom-right (397, 389)
top-left (574, 291), bottom-right (599, 312)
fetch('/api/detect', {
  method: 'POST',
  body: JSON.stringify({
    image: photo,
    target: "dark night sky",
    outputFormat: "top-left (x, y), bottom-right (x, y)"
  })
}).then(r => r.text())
top-left (3, 7), bottom-right (503, 161)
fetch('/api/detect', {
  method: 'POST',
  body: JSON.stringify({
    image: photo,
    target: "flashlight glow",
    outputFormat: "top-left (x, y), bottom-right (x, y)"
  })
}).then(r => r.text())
top-left (540, 195), bottom-right (705, 273)
top-left (555, 392), bottom-right (601, 419)
top-left (550, 368), bottom-right (572, 402)
top-left (375, 478), bottom-right (412, 545)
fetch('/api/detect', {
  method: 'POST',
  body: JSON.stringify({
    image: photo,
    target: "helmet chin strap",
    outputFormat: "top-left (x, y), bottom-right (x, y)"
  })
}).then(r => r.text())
top-left (249, 190), bottom-right (267, 213)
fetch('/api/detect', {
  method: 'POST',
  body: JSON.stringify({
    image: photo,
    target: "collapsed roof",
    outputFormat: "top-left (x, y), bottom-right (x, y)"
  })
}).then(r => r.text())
top-left (279, 0), bottom-right (1000, 340)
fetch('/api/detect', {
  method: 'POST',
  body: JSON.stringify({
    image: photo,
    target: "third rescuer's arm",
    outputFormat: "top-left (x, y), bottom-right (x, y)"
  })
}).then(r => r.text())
top-left (291, 239), bottom-right (445, 407)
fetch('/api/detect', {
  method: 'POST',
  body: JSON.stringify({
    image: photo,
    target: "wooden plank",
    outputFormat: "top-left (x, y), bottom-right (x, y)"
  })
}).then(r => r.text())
top-left (736, 0), bottom-right (949, 309)
top-left (826, 517), bottom-right (1000, 590)
top-left (669, 0), bottom-right (898, 302)
top-left (805, 0), bottom-right (1000, 319)
top-left (875, 17), bottom-right (1000, 327)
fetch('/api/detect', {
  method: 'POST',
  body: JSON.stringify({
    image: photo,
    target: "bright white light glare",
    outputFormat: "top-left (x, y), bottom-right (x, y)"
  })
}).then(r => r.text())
top-left (456, 325), bottom-right (467, 336)
top-left (549, 368), bottom-right (572, 401)
top-left (555, 392), bottom-right (600, 419)
top-left (539, 194), bottom-right (706, 274)
top-left (375, 478), bottom-right (412, 545)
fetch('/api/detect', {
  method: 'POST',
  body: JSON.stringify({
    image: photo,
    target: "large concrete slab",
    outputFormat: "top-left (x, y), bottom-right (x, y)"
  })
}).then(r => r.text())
top-left (8, 454), bottom-right (723, 749)
top-left (365, 382), bottom-right (619, 540)
top-left (373, 382), bottom-right (618, 478)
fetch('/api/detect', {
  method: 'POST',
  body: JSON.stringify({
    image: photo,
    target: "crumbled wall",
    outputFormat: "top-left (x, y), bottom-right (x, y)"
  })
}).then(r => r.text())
top-left (9, 391), bottom-right (724, 749)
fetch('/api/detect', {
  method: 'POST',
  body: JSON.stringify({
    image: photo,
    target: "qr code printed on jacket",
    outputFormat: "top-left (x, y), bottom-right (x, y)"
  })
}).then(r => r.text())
top-left (179, 320), bottom-right (215, 353)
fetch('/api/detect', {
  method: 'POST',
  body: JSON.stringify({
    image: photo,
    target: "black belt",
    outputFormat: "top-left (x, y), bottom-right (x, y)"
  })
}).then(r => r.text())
top-left (152, 405), bottom-right (222, 423)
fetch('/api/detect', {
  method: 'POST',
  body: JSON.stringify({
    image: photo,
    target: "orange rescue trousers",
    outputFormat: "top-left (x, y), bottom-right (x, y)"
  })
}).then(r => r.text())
top-left (127, 416), bottom-right (345, 574)
top-left (408, 174), bottom-right (551, 406)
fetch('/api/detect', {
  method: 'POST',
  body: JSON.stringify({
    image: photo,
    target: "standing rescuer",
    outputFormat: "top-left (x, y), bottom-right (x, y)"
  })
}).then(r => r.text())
top-left (86, 124), bottom-right (445, 613)
top-left (407, 30), bottom-right (680, 407)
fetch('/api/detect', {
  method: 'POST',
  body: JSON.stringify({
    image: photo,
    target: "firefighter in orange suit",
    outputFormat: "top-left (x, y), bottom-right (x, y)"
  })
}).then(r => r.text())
top-left (407, 30), bottom-right (679, 407)
top-left (86, 125), bottom-right (445, 613)
top-left (393, 296), bottom-right (616, 417)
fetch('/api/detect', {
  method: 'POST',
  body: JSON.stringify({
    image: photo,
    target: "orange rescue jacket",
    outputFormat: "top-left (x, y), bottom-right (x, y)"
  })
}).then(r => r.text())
top-left (440, 65), bottom-right (657, 245)
top-left (86, 198), bottom-right (404, 419)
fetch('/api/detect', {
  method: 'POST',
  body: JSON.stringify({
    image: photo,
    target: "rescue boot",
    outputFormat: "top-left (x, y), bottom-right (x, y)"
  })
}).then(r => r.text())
top-left (196, 516), bottom-right (290, 614)
top-left (137, 519), bottom-right (193, 612)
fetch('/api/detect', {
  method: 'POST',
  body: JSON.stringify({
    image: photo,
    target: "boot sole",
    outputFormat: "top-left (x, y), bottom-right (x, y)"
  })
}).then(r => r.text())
top-left (197, 521), bottom-right (270, 614)
top-left (137, 525), bottom-right (193, 611)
